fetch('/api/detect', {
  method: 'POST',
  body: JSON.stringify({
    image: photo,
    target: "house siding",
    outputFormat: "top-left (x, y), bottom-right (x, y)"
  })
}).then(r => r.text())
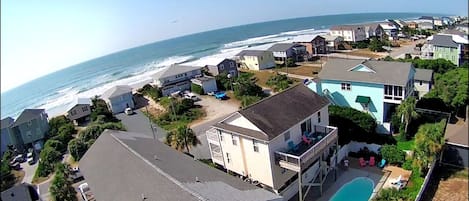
top-left (107, 93), bottom-right (135, 114)
top-left (239, 53), bottom-right (275, 70)
top-left (1, 127), bottom-right (13, 156)
top-left (217, 59), bottom-right (238, 77)
top-left (11, 114), bottom-right (49, 151)
top-left (414, 80), bottom-right (432, 99)
top-left (67, 104), bottom-right (91, 121)
top-left (433, 46), bottom-right (460, 66)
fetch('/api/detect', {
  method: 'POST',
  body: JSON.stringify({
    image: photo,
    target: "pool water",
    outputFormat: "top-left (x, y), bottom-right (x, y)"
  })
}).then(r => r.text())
top-left (330, 177), bottom-right (374, 201)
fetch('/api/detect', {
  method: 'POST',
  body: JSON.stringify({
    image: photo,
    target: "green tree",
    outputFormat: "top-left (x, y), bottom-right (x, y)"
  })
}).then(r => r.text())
top-left (286, 58), bottom-right (295, 67)
top-left (413, 120), bottom-right (446, 173)
top-left (397, 97), bottom-right (419, 135)
top-left (191, 83), bottom-right (205, 95)
top-left (50, 164), bottom-right (77, 201)
top-left (379, 145), bottom-right (406, 165)
top-left (44, 140), bottom-right (66, 154)
top-left (215, 72), bottom-right (231, 91)
top-left (165, 125), bottom-right (200, 153)
top-left (368, 38), bottom-right (385, 52)
top-left (37, 146), bottom-right (62, 177)
top-left (47, 116), bottom-right (71, 138)
top-left (90, 97), bottom-right (116, 122)
top-left (68, 139), bottom-right (88, 161)
top-left (266, 73), bottom-right (292, 92)
top-left (373, 188), bottom-right (410, 201)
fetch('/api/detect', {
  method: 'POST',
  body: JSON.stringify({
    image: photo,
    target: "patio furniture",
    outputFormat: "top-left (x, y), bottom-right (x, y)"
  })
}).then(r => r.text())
top-left (359, 157), bottom-right (366, 167)
top-left (369, 156), bottom-right (375, 166)
top-left (391, 175), bottom-right (402, 185)
top-left (378, 159), bottom-right (386, 168)
top-left (302, 135), bottom-right (312, 145)
top-left (288, 141), bottom-right (299, 152)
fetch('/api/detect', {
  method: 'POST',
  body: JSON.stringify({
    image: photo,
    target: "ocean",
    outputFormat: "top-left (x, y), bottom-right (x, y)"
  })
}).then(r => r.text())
top-left (1, 12), bottom-right (431, 119)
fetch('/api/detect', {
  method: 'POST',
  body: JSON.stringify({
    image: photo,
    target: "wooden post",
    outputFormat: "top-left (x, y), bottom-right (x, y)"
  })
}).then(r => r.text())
top-left (298, 168), bottom-right (303, 201)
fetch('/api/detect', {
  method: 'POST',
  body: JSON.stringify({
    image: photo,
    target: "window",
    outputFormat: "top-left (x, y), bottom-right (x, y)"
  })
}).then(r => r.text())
top-left (318, 111), bottom-right (321, 123)
top-left (220, 64), bottom-right (225, 70)
top-left (253, 139), bottom-right (259, 152)
top-left (82, 106), bottom-right (88, 112)
top-left (230, 62), bottom-right (235, 68)
top-left (384, 85), bottom-right (392, 96)
top-left (219, 133), bottom-right (223, 141)
top-left (27, 121), bottom-right (32, 127)
top-left (301, 119), bottom-right (312, 135)
top-left (284, 131), bottom-right (290, 141)
top-left (419, 80), bottom-right (422, 85)
top-left (341, 82), bottom-right (351, 91)
top-left (260, 56), bottom-right (263, 60)
top-left (226, 153), bottom-right (231, 163)
top-left (231, 134), bottom-right (237, 146)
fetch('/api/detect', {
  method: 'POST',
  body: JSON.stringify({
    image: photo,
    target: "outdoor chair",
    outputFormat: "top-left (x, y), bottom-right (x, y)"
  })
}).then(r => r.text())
top-left (302, 135), bottom-right (312, 145)
top-left (369, 156), bottom-right (375, 166)
top-left (288, 141), bottom-right (299, 152)
top-left (359, 157), bottom-right (366, 167)
top-left (378, 159), bottom-right (386, 168)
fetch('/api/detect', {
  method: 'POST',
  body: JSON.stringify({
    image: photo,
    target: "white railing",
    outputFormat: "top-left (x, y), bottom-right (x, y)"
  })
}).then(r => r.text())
top-left (206, 128), bottom-right (219, 142)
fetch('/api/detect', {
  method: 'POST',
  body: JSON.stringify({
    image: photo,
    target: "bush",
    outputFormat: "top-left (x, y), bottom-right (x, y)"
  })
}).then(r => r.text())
top-left (68, 139), bottom-right (88, 162)
top-left (47, 116), bottom-right (71, 138)
top-left (44, 140), bottom-right (66, 154)
top-left (36, 147), bottom-right (62, 177)
top-left (402, 159), bottom-right (413, 170)
top-left (138, 84), bottom-right (162, 102)
top-left (215, 73), bottom-right (231, 91)
top-left (50, 164), bottom-right (77, 201)
top-left (368, 38), bottom-right (386, 52)
top-left (240, 96), bottom-right (262, 108)
top-left (191, 83), bottom-right (205, 95)
top-left (266, 73), bottom-right (292, 92)
top-left (286, 58), bottom-right (295, 67)
top-left (380, 144), bottom-right (406, 165)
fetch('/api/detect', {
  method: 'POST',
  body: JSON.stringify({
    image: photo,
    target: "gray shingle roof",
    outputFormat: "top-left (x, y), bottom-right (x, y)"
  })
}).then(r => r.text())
top-left (1, 182), bottom-right (39, 201)
top-left (65, 98), bottom-right (92, 113)
top-left (79, 130), bottom-right (282, 201)
top-left (428, 34), bottom-right (459, 48)
top-left (330, 24), bottom-right (364, 30)
top-left (101, 85), bottom-right (132, 99)
top-left (414, 68), bottom-right (433, 82)
top-left (10, 109), bottom-right (45, 128)
top-left (267, 43), bottom-right (300, 52)
top-left (215, 84), bottom-right (329, 141)
top-left (319, 58), bottom-right (414, 86)
top-left (151, 64), bottom-right (202, 80)
top-left (1, 117), bottom-right (14, 129)
top-left (235, 50), bottom-right (270, 57)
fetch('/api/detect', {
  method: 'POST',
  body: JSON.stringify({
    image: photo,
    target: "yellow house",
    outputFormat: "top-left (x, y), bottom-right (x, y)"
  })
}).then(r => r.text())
top-left (235, 50), bottom-right (275, 70)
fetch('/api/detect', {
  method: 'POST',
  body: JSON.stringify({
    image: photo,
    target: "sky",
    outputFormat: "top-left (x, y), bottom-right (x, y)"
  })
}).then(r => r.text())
top-left (1, 0), bottom-right (467, 92)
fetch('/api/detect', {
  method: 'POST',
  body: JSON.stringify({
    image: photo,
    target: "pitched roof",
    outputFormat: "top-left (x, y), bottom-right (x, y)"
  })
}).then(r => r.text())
top-left (1, 182), bottom-right (39, 201)
top-left (330, 24), bottom-right (364, 30)
top-left (428, 34), bottom-right (459, 48)
top-left (379, 23), bottom-right (398, 30)
top-left (235, 50), bottom-right (270, 57)
top-left (322, 34), bottom-right (343, 41)
top-left (215, 84), bottom-right (329, 141)
top-left (11, 109), bottom-right (45, 128)
top-left (414, 68), bottom-right (433, 82)
top-left (445, 123), bottom-right (468, 147)
top-left (267, 43), bottom-right (303, 52)
top-left (441, 29), bottom-right (468, 38)
top-left (101, 85), bottom-right (132, 99)
top-left (151, 64), bottom-right (202, 80)
top-left (363, 23), bottom-right (383, 31)
top-left (1, 117), bottom-right (14, 129)
top-left (292, 35), bottom-right (324, 43)
top-left (318, 58), bottom-right (414, 86)
top-left (65, 98), bottom-right (92, 112)
top-left (79, 130), bottom-right (282, 201)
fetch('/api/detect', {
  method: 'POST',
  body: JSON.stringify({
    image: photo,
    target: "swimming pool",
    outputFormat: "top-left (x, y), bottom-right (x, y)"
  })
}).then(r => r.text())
top-left (330, 177), bottom-right (374, 201)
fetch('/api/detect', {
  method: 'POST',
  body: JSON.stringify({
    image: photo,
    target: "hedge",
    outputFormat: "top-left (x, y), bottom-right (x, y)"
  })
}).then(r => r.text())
top-left (191, 83), bottom-right (205, 95)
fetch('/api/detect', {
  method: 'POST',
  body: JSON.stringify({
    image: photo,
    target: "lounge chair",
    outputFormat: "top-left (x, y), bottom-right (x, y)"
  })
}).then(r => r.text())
top-left (391, 175), bottom-right (402, 185)
top-left (359, 157), bottom-right (366, 167)
top-left (369, 156), bottom-right (375, 166)
top-left (288, 141), bottom-right (299, 152)
top-left (378, 159), bottom-right (386, 168)
top-left (302, 135), bottom-right (312, 145)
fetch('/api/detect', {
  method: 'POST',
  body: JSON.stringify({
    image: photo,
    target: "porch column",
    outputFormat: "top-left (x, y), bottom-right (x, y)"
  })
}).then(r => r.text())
top-left (298, 167), bottom-right (303, 201)
top-left (320, 154), bottom-right (323, 196)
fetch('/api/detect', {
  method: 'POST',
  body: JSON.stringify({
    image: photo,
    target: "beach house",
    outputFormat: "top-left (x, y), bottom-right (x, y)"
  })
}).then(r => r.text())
top-left (151, 64), bottom-right (202, 96)
top-left (418, 22), bottom-right (434, 30)
top-left (267, 43), bottom-right (307, 64)
top-left (408, 21), bottom-right (418, 29)
top-left (1, 117), bottom-right (14, 156)
top-left (413, 69), bottom-right (433, 99)
top-left (292, 35), bottom-right (327, 56)
top-left (363, 23), bottom-right (384, 39)
top-left (79, 129), bottom-right (282, 201)
top-left (329, 25), bottom-right (366, 42)
top-left (235, 50), bottom-right (275, 70)
top-left (190, 76), bottom-right (218, 94)
top-left (427, 34), bottom-right (469, 66)
top-left (379, 23), bottom-right (398, 40)
top-left (205, 58), bottom-right (238, 77)
top-left (65, 98), bottom-right (92, 125)
top-left (206, 84), bottom-right (339, 200)
top-left (9, 109), bottom-right (49, 152)
top-left (323, 35), bottom-right (344, 52)
top-left (440, 107), bottom-right (468, 168)
top-left (307, 58), bottom-right (415, 134)
top-left (456, 23), bottom-right (469, 33)
top-left (101, 85), bottom-right (135, 114)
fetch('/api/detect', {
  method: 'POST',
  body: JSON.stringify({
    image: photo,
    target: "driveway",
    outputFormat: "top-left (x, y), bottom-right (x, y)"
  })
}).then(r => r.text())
top-left (21, 160), bottom-right (38, 184)
top-left (38, 177), bottom-right (52, 201)
top-left (116, 110), bottom-right (167, 141)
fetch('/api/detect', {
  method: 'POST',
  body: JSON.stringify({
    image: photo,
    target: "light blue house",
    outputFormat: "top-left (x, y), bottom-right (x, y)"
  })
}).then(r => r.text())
top-left (308, 58), bottom-right (415, 133)
top-left (102, 85), bottom-right (135, 114)
top-left (1, 117), bottom-right (14, 156)
top-left (9, 109), bottom-right (49, 152)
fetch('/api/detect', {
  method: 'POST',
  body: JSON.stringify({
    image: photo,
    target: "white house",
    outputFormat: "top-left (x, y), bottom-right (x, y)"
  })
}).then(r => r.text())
top-left (413, 68), bottom-right (433, 99)
top-left (190, 76), bottom-right (218, 94)
top-left (379, 23), bottom-right (398, 40)
top-left (65, 98), bottom-right (92, 125)
top-left (235, 50), bottom-right (276, 70)
top-left (206, 84), bottom-right (339, 200)
top-left (151, 64), bottom-right (202, 96)
top-left (322, 35), bottom-right (344, 52)
top-left (101, 85), bottom-right (135, 114)
top-left (329, 25), bottom-right (366, 42)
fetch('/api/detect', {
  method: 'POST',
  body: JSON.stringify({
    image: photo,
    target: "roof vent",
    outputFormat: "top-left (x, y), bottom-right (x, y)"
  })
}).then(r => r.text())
top-left (196, 176), bottom-right (200, 182)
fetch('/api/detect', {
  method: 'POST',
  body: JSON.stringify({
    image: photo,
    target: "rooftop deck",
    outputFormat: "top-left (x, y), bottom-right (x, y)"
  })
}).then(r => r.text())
top-left (275, 125), bottom-right (338, 172)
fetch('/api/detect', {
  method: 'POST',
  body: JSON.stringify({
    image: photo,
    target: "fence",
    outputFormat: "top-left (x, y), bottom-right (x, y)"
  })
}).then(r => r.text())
top-left (414, 159), bottom-right (438, 201)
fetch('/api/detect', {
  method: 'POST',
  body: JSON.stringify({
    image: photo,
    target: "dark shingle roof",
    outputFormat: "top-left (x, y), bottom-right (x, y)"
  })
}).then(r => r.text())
top-left (414, 69), bottom-right (433, 82)
top-left (267, 43), bottom-right (301, 52)
top-left (319, 58), bottom-right (414, 86)
top-left (1, 117), bottom-right (14, 129)
top-left (429, 34), bottom-right (459, 48)
top-left (1, 183), bottom-right (39, 201)
top-left (216, 84), bottom-right (329, 141)
top-left (151, 64), bottom-right (202, 80)
top-left (445, 123), bottom-right (468, 147)
top-left (236, 50), bottom-right (270, 57)
top-left (79, 130), bottom-right (282, 201)
top-left (10, 109), bottom-right (45, 128)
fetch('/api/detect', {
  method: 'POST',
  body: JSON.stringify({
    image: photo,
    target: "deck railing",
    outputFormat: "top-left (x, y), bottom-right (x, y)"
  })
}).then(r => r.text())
top-left (206, 128), bottom-right (220, 142)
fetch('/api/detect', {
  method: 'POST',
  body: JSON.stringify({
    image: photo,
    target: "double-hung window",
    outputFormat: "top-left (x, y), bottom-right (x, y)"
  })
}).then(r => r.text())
top-left (231, 134), bottom-right (237, 146)
top-left (253, 140), bottom-right (259, 152)
top-left (341, 82), bottom-right (351, 91)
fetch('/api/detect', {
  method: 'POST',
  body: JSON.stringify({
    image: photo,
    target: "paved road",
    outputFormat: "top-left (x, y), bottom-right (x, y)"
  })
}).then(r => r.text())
top-left (389, 39), bottom-right (425, 58)
top-left (116, 110), bottom-right (167, 141)
top-left (38, 177), bottom-right (53, 201)
top-left (21, 160), bottom-right (38, 184)
top-left (189, 115), bottom-right (231, 159)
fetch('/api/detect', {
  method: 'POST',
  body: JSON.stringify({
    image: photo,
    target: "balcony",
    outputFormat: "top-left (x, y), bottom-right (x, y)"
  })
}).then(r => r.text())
top-left (206, 128), bottom-right (220, 144)
top-left (275, 125), bottom-right (338, 172)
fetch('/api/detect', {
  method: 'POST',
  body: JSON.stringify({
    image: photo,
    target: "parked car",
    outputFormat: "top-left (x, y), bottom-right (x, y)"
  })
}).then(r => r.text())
top-left (69, 168), bottom-right (84, 183)
top-left (215, 91), bottom-right (227, 100)
top-left (124, 107), bottom-right (133, 115)
top-left (183, 93), bottom-right (199, 101)
top-left (14, 154), bottom-right (25, 163)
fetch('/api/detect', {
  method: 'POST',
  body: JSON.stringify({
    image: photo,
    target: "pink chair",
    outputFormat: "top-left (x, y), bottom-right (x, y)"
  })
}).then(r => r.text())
top-left (359, 157), bottom-right (366, 167)
top-left (369, 157), bottom-right (375, 166)
top-left (302, 135), bottom-right (312, 145)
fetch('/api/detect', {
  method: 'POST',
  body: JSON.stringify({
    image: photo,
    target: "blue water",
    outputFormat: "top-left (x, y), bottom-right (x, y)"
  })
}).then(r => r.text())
top-left (330, 177), bottom-right (374, 201)
top-left (1, 12), bottom-right (434, 119)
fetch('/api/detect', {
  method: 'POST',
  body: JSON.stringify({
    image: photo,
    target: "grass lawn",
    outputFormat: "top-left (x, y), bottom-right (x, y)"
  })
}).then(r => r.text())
top-left (239, 69), bottom-right (277, 88)
top-left (396, 138), bottom-right (415, 151)
top-left (274, 64), bottom-right (322, 77)
top-left (340, 49), bottom-right (385, 59)
top-left (144, 108), bottom-right (205, 131)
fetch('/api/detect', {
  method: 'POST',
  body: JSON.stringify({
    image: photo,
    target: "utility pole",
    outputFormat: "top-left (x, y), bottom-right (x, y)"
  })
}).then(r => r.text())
top-left (146, 105), bottom-right (157, 142)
